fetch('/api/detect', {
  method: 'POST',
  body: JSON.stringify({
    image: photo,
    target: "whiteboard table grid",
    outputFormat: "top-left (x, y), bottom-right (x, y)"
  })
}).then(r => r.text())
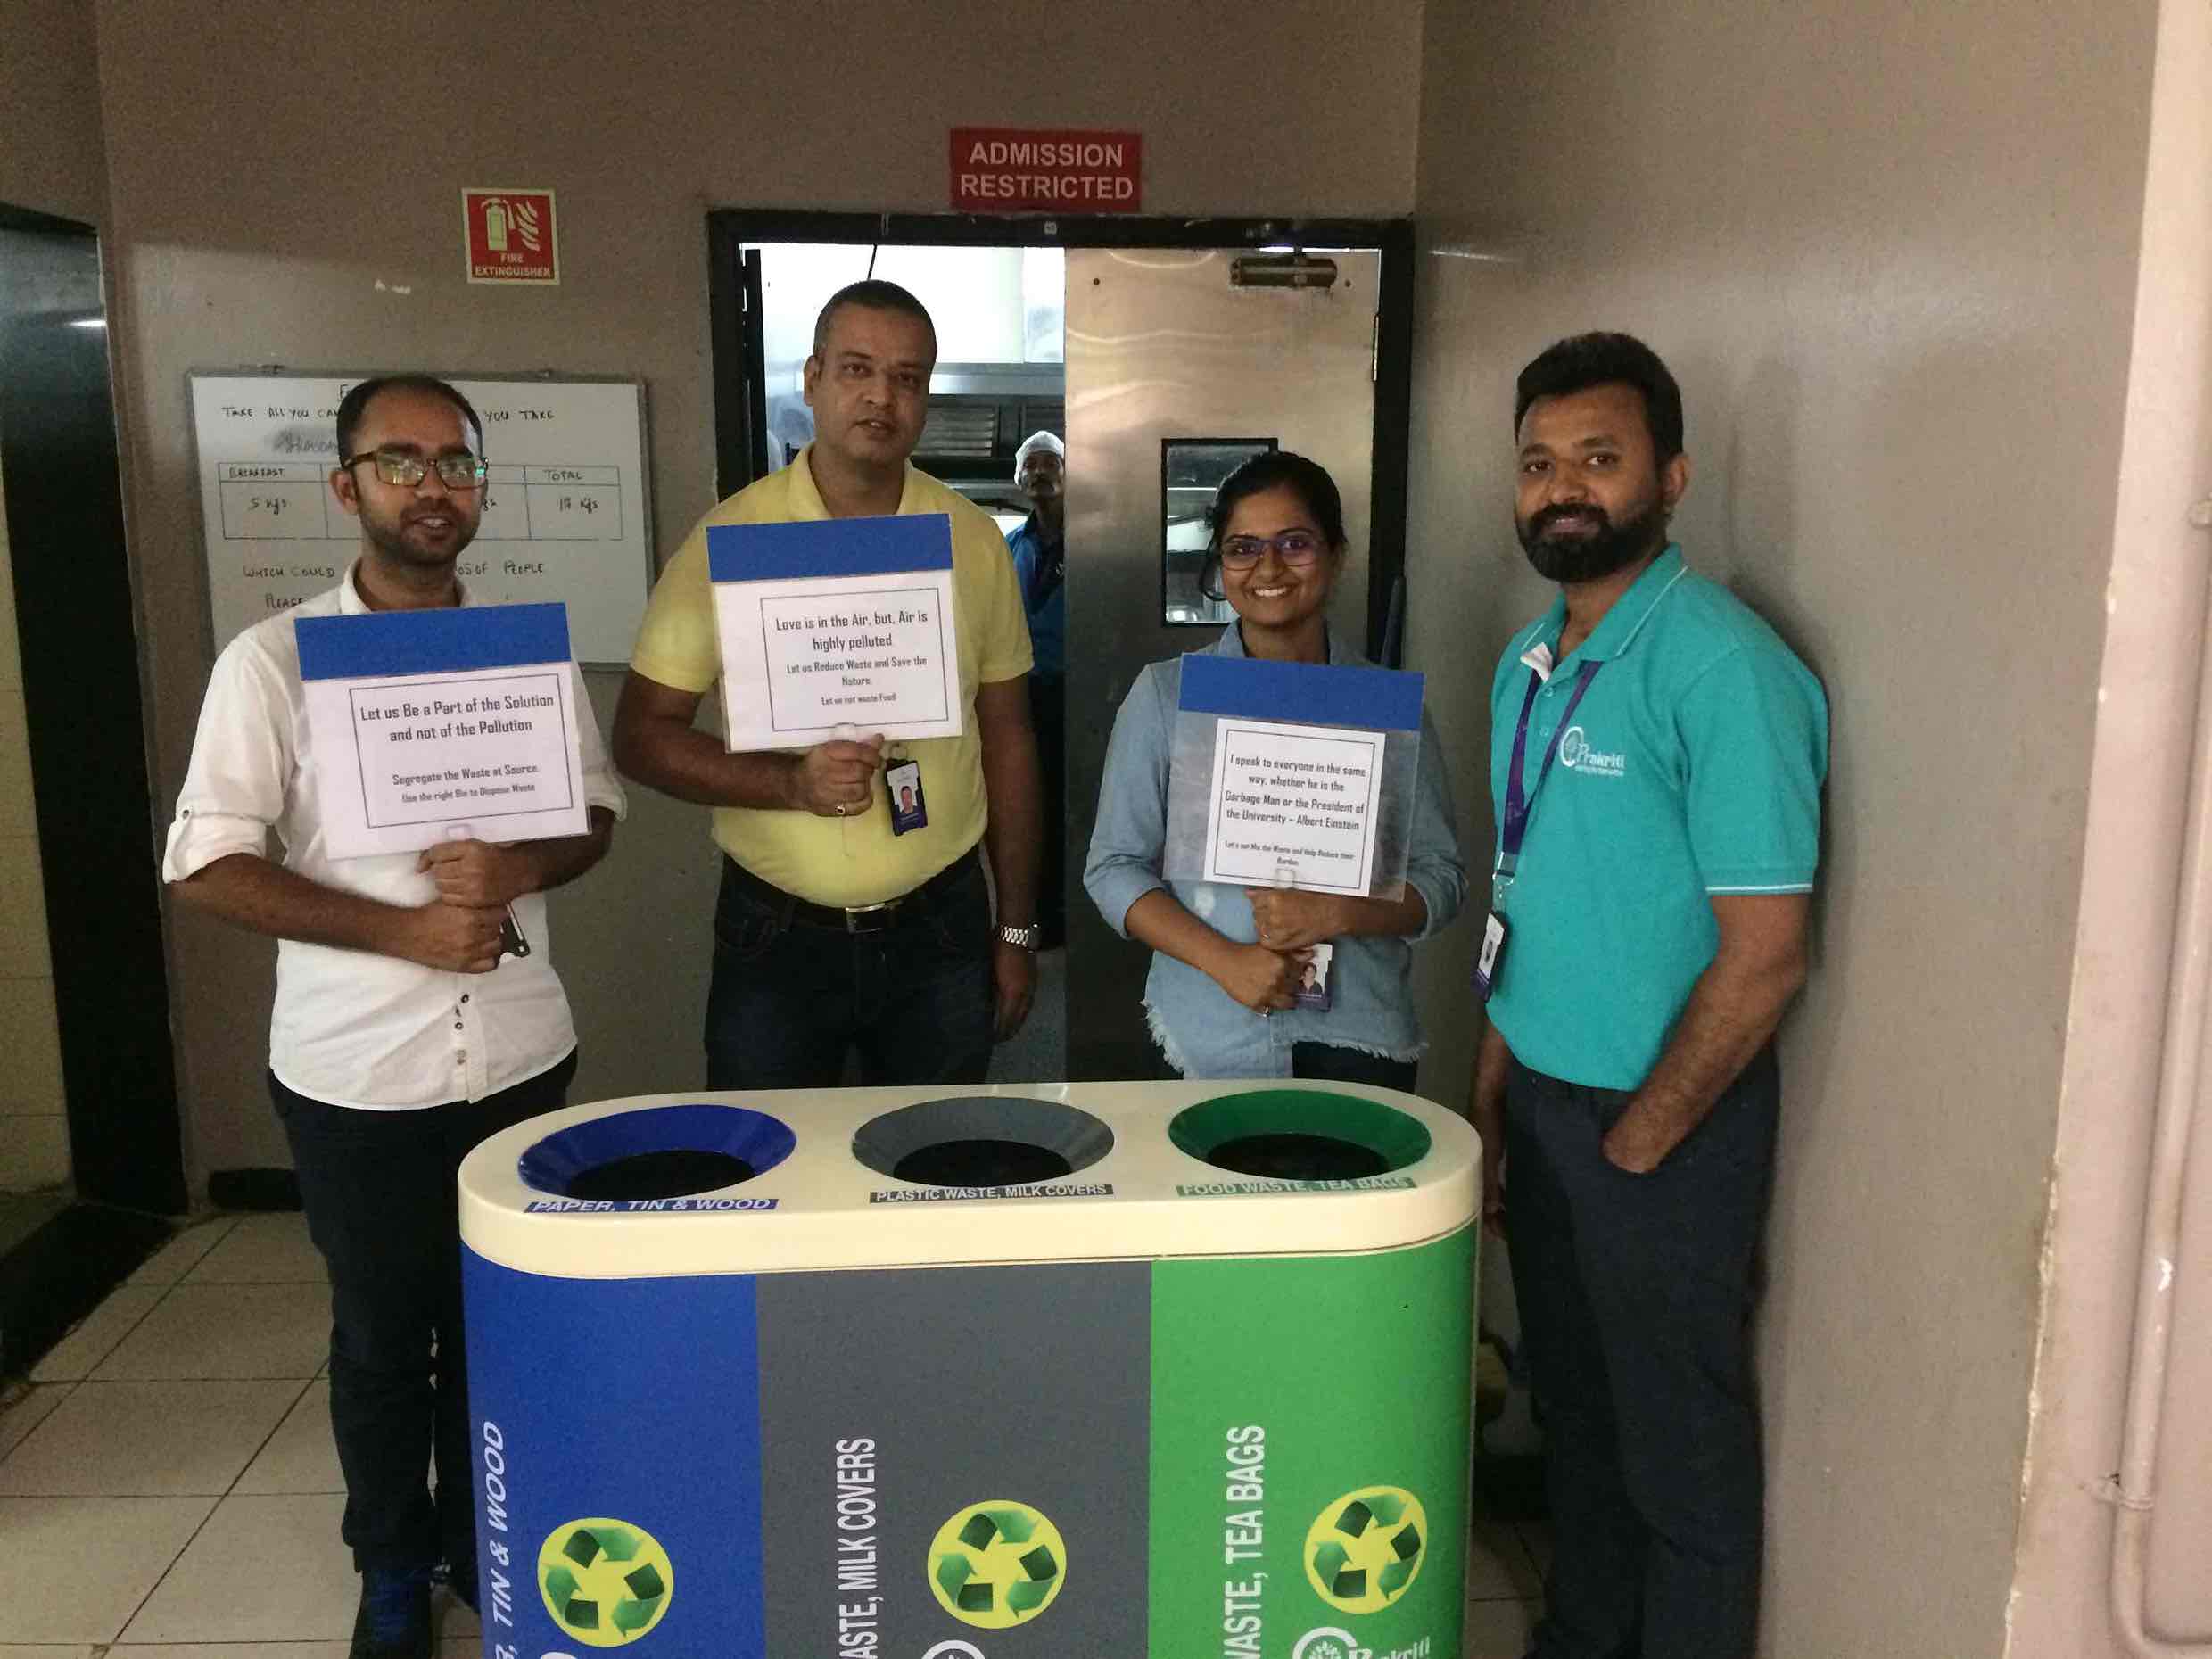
top-left (187, 371), bottom-right (652, 664)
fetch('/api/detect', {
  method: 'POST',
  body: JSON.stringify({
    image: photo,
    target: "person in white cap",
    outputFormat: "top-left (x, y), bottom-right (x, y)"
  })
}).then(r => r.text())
top-left (1005, 430), bottom-right (1068, 946)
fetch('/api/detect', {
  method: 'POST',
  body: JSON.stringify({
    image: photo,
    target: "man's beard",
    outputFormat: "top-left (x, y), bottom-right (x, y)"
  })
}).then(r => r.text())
top-left (361, 503), bottom-right (475, 567)
top-left (1516, 498), bottom-right (1667, 583)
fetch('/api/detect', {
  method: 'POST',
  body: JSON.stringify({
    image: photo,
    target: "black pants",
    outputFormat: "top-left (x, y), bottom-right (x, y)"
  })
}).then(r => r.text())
top-left (704, 853), bottom-right (995, 1090)
top-left (1505, 1046), bottom-right (1778, 1659)
top-left (1292, 1042), bottom-right (1418, 1092)
top-left (271, 1052), bottom-right (576, 1573)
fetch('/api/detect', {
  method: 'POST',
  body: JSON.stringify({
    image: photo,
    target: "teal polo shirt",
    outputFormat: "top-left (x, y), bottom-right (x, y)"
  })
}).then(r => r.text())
top-left (1487, 546), bottom-right (1827, 1090)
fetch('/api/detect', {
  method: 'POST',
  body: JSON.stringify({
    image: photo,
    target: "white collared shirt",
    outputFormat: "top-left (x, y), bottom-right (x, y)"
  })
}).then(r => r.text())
top-left (161, 563), bottom-right (627, 1110)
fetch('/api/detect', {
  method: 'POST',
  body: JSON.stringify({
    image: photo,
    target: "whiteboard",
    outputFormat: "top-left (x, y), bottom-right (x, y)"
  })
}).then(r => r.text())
top-left (187, 371), bottom-right (653, 664)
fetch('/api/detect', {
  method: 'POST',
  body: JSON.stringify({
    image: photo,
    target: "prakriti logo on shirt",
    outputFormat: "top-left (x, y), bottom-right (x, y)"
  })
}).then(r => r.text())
top-left (1557, 725), bottom-right (1626, 779)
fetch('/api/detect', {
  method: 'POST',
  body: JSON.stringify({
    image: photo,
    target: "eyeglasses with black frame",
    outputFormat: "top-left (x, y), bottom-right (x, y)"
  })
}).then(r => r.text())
top-left (1217, 531), bottom-right (1325, 569)
top-left (340, 447), bottom-right (488, 490)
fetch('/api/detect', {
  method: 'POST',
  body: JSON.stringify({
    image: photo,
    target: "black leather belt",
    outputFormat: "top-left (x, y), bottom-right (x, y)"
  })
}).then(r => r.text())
top-left (723, 848), bottom-right (977, 934)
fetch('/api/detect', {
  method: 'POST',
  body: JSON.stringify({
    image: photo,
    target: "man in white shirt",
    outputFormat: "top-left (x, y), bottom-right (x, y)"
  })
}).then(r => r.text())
top-left (163, 375), bottom-right (623, 1659)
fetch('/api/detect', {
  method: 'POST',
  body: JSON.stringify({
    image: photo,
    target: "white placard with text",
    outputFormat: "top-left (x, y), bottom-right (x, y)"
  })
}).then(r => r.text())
top-left (296, 604), bottom-right (590, 859)
top-left (1201, 717), bottom-right (1388, 896)
top-left (707, 514), bottom-right (963, 749)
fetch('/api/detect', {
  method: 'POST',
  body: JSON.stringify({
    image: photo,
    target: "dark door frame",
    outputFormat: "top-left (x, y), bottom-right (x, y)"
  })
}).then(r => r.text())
top-left (0, 201), bottom-right (184, 1372)
top-left (705, 209), bottom-right (1415, 664)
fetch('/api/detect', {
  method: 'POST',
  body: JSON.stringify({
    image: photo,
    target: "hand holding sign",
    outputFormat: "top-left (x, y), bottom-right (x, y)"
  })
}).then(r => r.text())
top-left (1244, 886), bottom-right (1345, 952)
top-left (793, 730), bottom-right (885, 818)
top-left (418, 836), bottom-right (531, 908)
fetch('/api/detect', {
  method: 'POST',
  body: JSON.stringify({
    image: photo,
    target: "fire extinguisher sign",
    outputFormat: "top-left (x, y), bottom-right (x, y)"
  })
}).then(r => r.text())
top-left (462, 188), bottom-right (559, 285)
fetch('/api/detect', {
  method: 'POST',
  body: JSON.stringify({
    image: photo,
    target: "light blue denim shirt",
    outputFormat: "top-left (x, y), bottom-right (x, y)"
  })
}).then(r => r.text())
top-left (1084, 623), bottom-right (1467, 1077)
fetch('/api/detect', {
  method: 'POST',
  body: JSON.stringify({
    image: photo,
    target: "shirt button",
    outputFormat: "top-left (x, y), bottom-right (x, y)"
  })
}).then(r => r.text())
top-left (460, 994), bottom-right (470, 1004)
top-left (455, 1051), bottom-right (467, 1065)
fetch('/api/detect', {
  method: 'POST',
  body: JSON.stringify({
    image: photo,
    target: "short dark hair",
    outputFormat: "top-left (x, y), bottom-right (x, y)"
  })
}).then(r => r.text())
top-left (1514, 332), bottom-right (1684, 461)
top-left (811, 279), bottom-right (938, 359)
top-left (1206, 450), bottom-right (1348, 552)
top-left (335, 375), bottom-right (484, 459)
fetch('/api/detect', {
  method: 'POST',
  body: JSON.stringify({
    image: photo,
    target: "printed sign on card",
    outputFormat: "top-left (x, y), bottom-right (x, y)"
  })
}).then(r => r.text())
top-left (708, 515), bottom-right (964, 750)
top-left (297, 602), bottom-right (590, 858)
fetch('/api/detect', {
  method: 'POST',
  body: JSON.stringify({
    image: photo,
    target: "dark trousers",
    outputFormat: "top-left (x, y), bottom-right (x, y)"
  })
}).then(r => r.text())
top-left (271, 1052), bottom-right (576, 1573)
top-left (1505, 1046), bottom-right (1778, 1659)
top-left (704, 853), bottom-right (995, 1090)
top-left (1292, 1042), bottom-right (1418, 1092)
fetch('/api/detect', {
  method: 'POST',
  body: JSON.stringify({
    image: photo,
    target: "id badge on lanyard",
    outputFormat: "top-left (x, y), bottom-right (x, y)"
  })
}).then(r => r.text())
top-left (1474, 659), bottom-right (1601, 1003)
top-left (886, 745), bottom-right (928, 836)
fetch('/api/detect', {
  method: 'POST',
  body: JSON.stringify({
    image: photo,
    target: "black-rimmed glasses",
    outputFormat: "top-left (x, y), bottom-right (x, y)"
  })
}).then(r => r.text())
top-left (1218, 531), bottom-right (1324, 569)
top-left (340, 447), bottom-right (488, 490)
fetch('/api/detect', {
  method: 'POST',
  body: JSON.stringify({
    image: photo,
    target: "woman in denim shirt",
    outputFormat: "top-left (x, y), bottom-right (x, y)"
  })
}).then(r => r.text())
top-left (1084, 452), bottom-right (1467, 1085)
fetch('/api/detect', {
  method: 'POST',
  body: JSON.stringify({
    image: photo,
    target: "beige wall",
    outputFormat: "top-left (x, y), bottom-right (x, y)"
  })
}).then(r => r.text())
top-left (87, 0), bottom-right (1425, 1177)
top-left (1403, 2), bottom-right (2158, 1655)
top-left (0, 0), bottom-right (109, 226)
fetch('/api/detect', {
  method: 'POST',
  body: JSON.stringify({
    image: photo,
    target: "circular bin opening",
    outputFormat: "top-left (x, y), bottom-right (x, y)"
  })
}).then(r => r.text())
top-left (1170, 1089), bottom-right (1432, 1182)
top-left (853, 1096), bottom-right (1114, 1189)
top-left (518, 1104), bottom-right (798, 1201)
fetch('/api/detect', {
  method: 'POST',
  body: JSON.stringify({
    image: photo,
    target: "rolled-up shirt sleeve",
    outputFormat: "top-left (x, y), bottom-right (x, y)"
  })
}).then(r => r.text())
top-left (161, 638), bottom-right (289, 883)
top-left (1083, 662), bottom-right (1175, 938)
top-left (571, 665), bottom-right (629, 821)
top-left (1401, 707), bottom-right (1468, 941)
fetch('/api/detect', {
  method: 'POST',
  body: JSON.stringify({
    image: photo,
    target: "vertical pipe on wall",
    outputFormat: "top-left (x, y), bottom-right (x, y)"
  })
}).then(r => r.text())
top-left (2108, 0), bottom-right (2212, 1648)
top-left (2111, 560), bottom-right (2212, 1653)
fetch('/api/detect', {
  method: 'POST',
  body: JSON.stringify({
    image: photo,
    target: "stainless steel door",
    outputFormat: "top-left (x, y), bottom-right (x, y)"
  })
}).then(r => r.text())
top-left (1062, 247), bottom-right (1382, 1080)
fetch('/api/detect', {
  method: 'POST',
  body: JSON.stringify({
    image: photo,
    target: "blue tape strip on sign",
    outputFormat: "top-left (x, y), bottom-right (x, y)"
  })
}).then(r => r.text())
top-left (294, 602), bottom-right (572, 681)
top-left (707, 513), bottom-right (953, 583)
top-left (1178, 653), bottom-right (1424, 731)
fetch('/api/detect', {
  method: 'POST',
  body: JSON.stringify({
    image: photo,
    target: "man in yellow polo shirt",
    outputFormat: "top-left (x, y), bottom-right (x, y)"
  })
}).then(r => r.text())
top-left (615, 280), bottom-right (1042, 1088)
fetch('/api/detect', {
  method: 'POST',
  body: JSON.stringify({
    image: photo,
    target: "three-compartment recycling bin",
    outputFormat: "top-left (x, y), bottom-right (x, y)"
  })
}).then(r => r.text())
top-left (458, 1081), bottom-right (1479, 1659)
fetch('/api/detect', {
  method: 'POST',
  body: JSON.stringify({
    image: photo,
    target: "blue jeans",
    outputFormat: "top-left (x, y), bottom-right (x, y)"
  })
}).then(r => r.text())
top-left (1506, 1045), bottom-right (1778, 1659)
top-left (271, 1052), bottom-right (575, 1573)
top-left (704, 853), bottom-right (995, 1090)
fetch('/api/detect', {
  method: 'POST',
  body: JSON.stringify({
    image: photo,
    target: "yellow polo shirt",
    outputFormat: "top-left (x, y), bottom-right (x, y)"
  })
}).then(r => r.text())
top-left (631, 447), bottom-right (1033, 907)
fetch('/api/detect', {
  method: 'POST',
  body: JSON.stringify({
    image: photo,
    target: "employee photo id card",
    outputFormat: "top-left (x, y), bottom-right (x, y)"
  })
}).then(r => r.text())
top-left (887, 758), bottom-right (928, 836)
top-left (1292, 941), bottom-right (1334, 1012)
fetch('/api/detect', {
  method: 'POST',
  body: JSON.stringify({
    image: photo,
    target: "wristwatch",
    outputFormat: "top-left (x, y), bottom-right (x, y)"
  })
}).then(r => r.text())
top-left (996, 922), bottom-right (1043, 952)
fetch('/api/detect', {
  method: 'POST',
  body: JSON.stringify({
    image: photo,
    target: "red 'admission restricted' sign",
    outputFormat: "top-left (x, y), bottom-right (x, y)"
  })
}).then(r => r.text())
top-left (949, 128), bottom-right (1143, 213)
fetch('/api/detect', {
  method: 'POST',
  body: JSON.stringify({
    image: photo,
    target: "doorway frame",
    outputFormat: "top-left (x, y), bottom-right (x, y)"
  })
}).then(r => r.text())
top-left (0, 200), bottom-right (184, 1374)
top-left (704, 209), bottom-right (1416, 664)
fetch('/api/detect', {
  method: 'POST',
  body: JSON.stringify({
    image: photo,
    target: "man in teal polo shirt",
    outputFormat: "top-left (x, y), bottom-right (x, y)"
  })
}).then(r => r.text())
top-left (1467, 333), bottom-right (1827, 1659)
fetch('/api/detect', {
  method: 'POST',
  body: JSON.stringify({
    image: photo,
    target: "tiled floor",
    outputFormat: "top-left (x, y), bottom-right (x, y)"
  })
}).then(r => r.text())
top-left (0, 1212), bottom-right (480, 1655)
top-left (0, 1209), bottom-right (1548, 1656)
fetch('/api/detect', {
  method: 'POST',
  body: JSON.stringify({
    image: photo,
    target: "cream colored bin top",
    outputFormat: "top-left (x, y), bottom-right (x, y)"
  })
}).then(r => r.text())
top-left (458, 1079), bottom-right (1480, 1279)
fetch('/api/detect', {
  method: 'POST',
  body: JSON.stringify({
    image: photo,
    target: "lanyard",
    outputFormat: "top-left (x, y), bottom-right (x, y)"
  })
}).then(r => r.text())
top-left (1495, 659), bottom-right (1601, 904)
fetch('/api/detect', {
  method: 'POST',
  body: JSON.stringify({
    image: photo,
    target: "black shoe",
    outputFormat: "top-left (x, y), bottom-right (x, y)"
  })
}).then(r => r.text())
top-left (351, 1564), bottom-right (433, 1659)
